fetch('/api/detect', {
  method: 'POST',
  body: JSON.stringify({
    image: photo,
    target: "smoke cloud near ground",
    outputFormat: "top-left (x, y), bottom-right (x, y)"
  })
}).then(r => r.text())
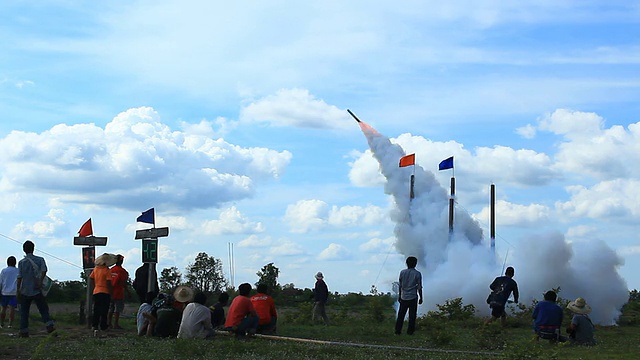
top-left (359, 121), bottom-right (628, 325)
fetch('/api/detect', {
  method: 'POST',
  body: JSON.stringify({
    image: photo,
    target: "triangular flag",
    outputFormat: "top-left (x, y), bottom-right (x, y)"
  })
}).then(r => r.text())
top-left (439, 156), bottom-right (454, 170)
top-left (399, 153), bottom-right (416, 167)
top-left (78, 218), bottom-right (93, 237)
top-left (137, 208), bottom-right (155, 225)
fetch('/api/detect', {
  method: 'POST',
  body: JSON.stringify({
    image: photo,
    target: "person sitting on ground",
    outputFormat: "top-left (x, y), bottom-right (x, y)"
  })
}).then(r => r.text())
top-left (136, 292), bottom-right (155, 336)
top-left (210, 292), bottom-right (229, 329)
top-left (532, 290), bottom-right (566, 342)
top-left (566, 297), bottom-right (596, 346)
top-left (250, 284), bottom-right (278, 334)
top-left (178, 291), bottom-right (214, 339)
top-left (485, 266), bottom-right (519, 327)
top-left (154, 286), bottom-right (193, 338)
top-left (224, 283), bottom-right (259, 338)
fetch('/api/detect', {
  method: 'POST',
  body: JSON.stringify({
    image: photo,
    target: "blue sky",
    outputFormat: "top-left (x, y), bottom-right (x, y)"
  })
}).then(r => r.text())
top-left (1, 1), bottom-right (639, 310)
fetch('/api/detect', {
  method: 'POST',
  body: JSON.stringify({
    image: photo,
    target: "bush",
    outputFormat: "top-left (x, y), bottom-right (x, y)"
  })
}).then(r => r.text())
top-left (427, 297), bottom-right (476, 322)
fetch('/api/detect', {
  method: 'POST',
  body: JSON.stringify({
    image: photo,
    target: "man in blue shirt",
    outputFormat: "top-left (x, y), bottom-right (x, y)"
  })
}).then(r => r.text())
top-left (532, 290), bottom-right (566, 342)
top-left (395, 256), bottom-right (423, 335)
top-left (16, 240), bottom-right (55, 337)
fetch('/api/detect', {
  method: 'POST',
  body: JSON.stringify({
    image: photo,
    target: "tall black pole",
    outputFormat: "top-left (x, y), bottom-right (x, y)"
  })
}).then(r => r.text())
top-left (491, 184), bottom-right (495, 253)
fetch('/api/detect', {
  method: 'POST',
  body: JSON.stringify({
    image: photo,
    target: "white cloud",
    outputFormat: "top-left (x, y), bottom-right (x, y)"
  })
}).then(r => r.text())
top-left (0, 107), bottom-right (292, 212)
top-left (359, 237), bottom-right (395, 253)
top-left (238, 235), bottom-right (272, 248)
top-left (270, 240), bottom-right (306, 256)
top-left (202, 206), bottom-right (265, 235)
top-left (536, 110), bottom-right (640, 180)
top-left (328, 205), bottom-right (388, 227)
top-left (556, 179), bottom-right (640, 220)
top-left (318, 243), bottom-right (352, 261)
top-left (284, 199), bottom-right (328, 233)
top-left (474, 200), bottom-right (550, 227)
top-left (240, 88), bottom-right (350, 130)
top-left (515, 124), bottom-right (536, 139)
top-left (618, 246), bottom-right (640, 256)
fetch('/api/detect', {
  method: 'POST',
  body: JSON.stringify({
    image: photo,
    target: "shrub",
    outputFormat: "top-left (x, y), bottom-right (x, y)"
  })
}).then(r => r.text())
top-left (427, 297), bottom-right (476, 322)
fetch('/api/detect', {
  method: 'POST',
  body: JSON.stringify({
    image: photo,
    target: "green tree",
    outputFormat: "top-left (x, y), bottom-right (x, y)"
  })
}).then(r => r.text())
top-left (159, 266), bottom-right (183, 292)
top-left (185, 252), bottom-right (227, 293)
top-left (255, 262), bottom-right (280, 292)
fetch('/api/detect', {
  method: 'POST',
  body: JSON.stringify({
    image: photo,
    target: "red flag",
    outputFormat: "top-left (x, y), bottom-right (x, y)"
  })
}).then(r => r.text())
top-left (399, 153), bottom-right (415, 167)
top-left (78, 218), bottom-right (93, 237)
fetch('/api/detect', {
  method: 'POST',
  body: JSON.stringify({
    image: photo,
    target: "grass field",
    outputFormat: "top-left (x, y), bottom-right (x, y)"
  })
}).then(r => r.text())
top-left (1, 302), bottom-right (638, 359)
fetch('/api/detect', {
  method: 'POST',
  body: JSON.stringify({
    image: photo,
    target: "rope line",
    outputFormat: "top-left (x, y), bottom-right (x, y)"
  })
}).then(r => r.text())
top-left (0, 232), bottom-right (83, 270)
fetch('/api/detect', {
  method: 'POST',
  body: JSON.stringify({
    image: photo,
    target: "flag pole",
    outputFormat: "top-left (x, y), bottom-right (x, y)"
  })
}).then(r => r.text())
top-left (448, 175), bottom-right (455, 238)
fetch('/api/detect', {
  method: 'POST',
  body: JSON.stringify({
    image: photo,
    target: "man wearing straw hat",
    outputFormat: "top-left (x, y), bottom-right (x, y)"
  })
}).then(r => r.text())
top-left (312, 272), bottom-right (329, 325)
top-left (566, 297), bottom-right (595, 346)
top-left (154, 285), bottom-right (193, 338)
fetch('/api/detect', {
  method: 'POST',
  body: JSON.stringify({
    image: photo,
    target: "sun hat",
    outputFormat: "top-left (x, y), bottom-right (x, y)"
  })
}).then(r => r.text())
top-left (94, 253), bottom-right (118, 267)
top-left (567, 297), bottom-right (592, 315)
top-left (173, 286), bottom-right (194, 303)
top-left (315, 272), bottom-right (324, 280)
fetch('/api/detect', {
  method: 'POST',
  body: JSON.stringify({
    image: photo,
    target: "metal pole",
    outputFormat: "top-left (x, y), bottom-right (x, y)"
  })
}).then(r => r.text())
top-left (490, 184), bottom-right (495, 253)
top-left (448, 177), bottom-right (455, 235)
top-left (85, 268), bottom-right (93, 328)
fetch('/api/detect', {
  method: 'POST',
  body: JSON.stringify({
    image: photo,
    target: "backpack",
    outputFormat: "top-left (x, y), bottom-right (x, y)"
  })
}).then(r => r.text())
top-left (486, 282), bottom-right (506, 308)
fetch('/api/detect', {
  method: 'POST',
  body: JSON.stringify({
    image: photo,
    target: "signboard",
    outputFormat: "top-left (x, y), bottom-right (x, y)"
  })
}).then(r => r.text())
top-left (135, 227), bottom-right (169, 240)
top-left (82, 247), bottom-right (95, 269)
top-left (142, 239), bottom-right (158, 263)
top-left (73, 236), bottom-right (108, 246)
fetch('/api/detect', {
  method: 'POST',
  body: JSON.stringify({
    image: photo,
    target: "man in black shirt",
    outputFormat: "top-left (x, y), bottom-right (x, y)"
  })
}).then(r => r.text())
top-left (485, 266), bottom-right (519, 326)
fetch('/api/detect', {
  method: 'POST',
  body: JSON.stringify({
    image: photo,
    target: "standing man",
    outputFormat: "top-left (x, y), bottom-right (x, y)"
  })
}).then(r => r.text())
top-left (16, 240), bottom-right (55, 337)
top-left (485, 266), bottom-right (519, 326)
top-left (133, 263), bottom-right (158, 304)
top-left (108, 254), bottom-right (129, 329)
top-left (395, 256), bottom-right (423, 335)
top-left (250, 284), bottom-right (278, 334)
top-left (0, 256), bottom-right (18, 328)
top-left (312, 272), bottom-right (329, 325)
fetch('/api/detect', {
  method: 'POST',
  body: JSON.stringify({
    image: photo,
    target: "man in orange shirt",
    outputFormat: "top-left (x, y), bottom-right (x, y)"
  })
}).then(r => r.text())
top-left (224, 283), bottom-right (258, 338)
top-left (250, 284), bottom-right (277, 334)
top-left (108, 255), bottom-right (129, 329)
top-left (89, 254), bottom-right (114, 334)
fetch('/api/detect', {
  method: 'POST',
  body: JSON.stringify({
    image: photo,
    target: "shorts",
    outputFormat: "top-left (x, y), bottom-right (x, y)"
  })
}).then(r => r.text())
top-left (1, 295), bottom-right (17, 308)
top-left (109, 299), bottom-right (125, 313)
top-left (490, 304), bottom-right (505, 318)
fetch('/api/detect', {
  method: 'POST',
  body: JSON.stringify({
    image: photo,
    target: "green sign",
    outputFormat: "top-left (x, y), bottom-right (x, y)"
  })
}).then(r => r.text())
top-left (142, 239), bottom-right (158, 263)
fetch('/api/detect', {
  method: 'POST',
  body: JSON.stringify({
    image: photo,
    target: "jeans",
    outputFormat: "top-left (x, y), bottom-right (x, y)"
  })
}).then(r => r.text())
top-left (312, 301), bottom-right (329, 325)
top-left (395, 298), bottom-right (418, 334)
top-left (19, 293), bottom-right (54, 334)
top-left (236, 315), bottom-right (259, 335)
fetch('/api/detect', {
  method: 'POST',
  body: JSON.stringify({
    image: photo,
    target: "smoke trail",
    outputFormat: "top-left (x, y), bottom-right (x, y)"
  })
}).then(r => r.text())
top-left (358, 120), bottom-right (628, 325)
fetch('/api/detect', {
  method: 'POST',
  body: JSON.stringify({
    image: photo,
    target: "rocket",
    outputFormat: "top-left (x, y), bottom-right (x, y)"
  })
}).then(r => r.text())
top-left (347, 109), bottom-right (361, 123)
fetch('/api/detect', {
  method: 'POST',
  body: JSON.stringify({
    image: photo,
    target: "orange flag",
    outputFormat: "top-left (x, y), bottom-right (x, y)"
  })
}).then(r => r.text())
top-left (78, 218), bottom-right (93, 237)
top-left (399, 153), bottom-right (415, 167)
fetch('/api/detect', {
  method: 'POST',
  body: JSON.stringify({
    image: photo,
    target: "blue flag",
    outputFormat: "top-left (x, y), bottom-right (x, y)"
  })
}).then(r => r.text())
top-left (439, 156), bottom-right (454, 170)
top-left (137, 208), bottom-right (155, 224)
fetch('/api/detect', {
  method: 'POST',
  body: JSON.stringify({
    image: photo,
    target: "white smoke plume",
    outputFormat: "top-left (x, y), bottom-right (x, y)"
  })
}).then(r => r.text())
top-left (358, 120), bottom-right (628, 325)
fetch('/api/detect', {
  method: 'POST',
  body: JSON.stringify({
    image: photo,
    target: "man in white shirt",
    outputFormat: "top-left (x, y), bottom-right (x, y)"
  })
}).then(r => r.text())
top-left (177, 292), bottom-right (214, 339)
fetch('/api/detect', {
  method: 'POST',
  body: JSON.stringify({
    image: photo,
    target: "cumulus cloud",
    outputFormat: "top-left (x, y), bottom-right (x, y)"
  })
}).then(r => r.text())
top-left (359, 236), bottom-right (395, 253)
top-left (284, 199), bottom-right (388, 233)
top-left (12, 208), bottom-right (67, 242)
top-left (240, 89), bottom-right (350, 130)
top-left (202, 206), bottom-right (265, 235)
top-left (474, 200), bottom-right (550, 227)
top-left (537, 109), bottom-right (640, 179)
top-left (556, 179), bottom-right (640, 221)
top-left (318, 243), bottom-right (352, 261)
top-left (515, 124), bottom-right (536, 139)
top-left (270, 240), bottom-right (306, 256)
top-left (0, 107), bottom-right (292, 212)
top-left (238, 235), bottom-right (273, 248)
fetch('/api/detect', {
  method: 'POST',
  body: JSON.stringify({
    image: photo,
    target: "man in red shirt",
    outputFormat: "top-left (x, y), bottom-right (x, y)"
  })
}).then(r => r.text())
top-left (224, 283), bottom-right (258, 338)
top-left (250, 284), bottom-right (277, 334)
top-left (108, 255), bottom-right (129, 329)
